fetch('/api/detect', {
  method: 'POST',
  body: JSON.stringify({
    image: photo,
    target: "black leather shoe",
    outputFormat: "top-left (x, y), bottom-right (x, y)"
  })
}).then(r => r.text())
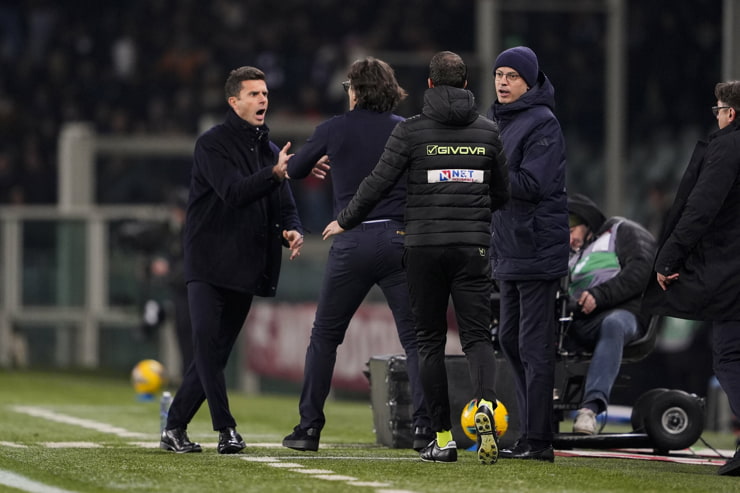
top-left (282, 425), bottom-right (320, 451)
top-left (509, 442), bottom-right (555, 462)
top-left (419, 439), bottom-right (457, 463)
top-left (718, 447), bottom-right (740, 475)
top-left (499, 438), bottom-right (524, 459)
top-left (412, 426), bottom-right (434, 452)
top-left (217, 427), bottom-right (246, 454)
top-left (160, 428), bottom-right (202, 453)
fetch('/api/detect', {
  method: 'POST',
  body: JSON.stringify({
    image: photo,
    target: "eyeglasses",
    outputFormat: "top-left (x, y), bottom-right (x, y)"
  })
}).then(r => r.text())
top-left (341, 80), bottom-right (351, 92)
top-left (494, 71), bottom-right (521, 82)
top-left (712, 105), bottom-right (731, 117)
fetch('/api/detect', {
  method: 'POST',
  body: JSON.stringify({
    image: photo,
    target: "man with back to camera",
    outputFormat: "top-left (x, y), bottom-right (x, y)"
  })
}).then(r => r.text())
top-left (643, 80), bottom-right (740, 476)
top-left (566, 193), bottom-right (656, 434)
top-left (487, 46), bottom-right (569, 462)
top-left (160, 66), bottom-right (304, 455)
top-left (323, 51), bottom-right (510, 465)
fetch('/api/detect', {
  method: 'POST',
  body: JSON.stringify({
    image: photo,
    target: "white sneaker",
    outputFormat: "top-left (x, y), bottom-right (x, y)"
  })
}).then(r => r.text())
top-left (573, 408), bottom-right (597, 435)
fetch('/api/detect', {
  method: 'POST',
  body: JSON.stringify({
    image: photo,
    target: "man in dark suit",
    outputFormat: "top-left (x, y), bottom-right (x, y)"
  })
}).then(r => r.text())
top-left (160, 66), bottom-right (304, 454)
top-left (282, 57), bottom-right (432, 453)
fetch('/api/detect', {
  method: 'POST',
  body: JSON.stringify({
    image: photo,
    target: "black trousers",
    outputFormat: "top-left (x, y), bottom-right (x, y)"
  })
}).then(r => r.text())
top-left (299, 220), bottom-right (428, 431)
top-left (404, 245), bottom-right (498, 432)
top-left (712, 320), bottom-right (740, 418)
top-left (497, 278), bottom-right (558, 444)
top-left (173, 289), bottom-right (194, 377)
top-left (166, 281), bottom-right (252, 432)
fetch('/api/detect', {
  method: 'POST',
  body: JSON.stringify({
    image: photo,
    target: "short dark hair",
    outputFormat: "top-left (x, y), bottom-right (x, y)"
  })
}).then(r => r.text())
top-left (429, 51), bottom-right (467, 88)
top-left (715, 80), bottom-right (740, 110)
top-left (348, 57), bottom-right (407, 112)
top-left (224, 66), bottom-right (266, 100)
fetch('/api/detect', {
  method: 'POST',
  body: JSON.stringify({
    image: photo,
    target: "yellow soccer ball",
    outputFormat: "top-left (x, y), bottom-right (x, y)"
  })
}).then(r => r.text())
top-left (131, 359), bottom-right (167, 395)
top-left (460, 398), bottom-right (509, 441)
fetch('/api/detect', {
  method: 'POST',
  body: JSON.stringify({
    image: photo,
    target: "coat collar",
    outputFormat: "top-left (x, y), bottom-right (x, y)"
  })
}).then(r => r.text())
top-left (225, 109), bottom-right (270, 144)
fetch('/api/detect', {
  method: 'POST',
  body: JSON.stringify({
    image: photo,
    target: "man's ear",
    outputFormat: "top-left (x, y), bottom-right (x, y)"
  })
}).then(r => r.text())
top-left (731, 107), bottom-right (737, 122)
top-left (427, 78), bottom-right (434, 88)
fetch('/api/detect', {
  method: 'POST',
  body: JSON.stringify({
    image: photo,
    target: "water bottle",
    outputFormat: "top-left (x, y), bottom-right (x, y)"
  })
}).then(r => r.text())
top-left (160, 391), bottom-right (172, 433)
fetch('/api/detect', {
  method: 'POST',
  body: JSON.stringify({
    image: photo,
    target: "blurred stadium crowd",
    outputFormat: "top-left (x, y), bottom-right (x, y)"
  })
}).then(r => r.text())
top-left (0, 0), bottom-right (723, 223)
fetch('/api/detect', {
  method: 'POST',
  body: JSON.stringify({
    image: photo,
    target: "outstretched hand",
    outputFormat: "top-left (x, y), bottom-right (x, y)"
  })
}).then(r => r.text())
top-left (283, 229), bottom-right (304, 260)
top-left (322, 220), bottom-right (344, 240)
top-left (273, 142), bottom-right (293, 181)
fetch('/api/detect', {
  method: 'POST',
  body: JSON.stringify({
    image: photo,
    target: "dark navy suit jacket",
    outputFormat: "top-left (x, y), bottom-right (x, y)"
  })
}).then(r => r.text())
top-left (288, 108), bottom-right (405, 222)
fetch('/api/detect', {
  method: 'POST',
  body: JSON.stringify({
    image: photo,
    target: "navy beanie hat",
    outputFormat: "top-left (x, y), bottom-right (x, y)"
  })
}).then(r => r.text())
top-left (493, 46), bottom-right (539, 88)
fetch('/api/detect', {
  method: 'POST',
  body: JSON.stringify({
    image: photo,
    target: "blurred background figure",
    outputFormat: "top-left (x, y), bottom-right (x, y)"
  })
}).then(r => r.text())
top-left (566, 193), bottom-right (656, 435)
top-left (114, 188), bottom-right (193, 379)
top-left (148, 188), bottom-right (193, 379)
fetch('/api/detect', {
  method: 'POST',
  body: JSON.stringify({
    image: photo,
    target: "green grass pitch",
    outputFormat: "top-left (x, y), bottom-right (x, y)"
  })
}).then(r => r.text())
top-left (0, 370), bottom-right (737, 492)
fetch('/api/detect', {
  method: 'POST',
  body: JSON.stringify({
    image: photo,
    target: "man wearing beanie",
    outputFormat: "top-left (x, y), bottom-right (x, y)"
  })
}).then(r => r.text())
top-left (487, 46), bottom-right (569, 462)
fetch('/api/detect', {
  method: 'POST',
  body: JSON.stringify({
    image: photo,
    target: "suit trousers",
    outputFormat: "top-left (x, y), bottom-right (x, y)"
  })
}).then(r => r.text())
top-left (404, 245), bottom-right (498, 432)
top-left (298, 220), bottom-right (428, 431)
top-left (497, 278), bottom-right (558, 444)
top-left (712, 320), bottom-right (740, 418)
top-left (166, 281), bottom-right (252, 431)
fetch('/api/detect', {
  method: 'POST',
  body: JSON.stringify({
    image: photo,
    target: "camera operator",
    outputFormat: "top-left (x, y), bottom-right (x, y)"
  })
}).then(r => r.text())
top-left (566, 193), bottom-right (656, 434)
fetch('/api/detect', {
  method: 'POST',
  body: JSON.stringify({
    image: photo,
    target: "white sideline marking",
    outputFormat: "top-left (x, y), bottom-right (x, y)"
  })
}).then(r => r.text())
top-left (0, 470), bottom-right (77, 493)
top-left (266, 462), bottom-right (304, 468)
top-left (239, 456), bottom-right (277, 462)
top-left (241, 456), bottom-right (417, 493)
top-left (128, 441), bottom-right (161, 449)
top-left (6, 404), bottom-right (419, 493)
top-left (285, 456), bottom-right (418, 460)
top-left (42, 442), bottom-right (102, 449)
top-left (11, 406), bottom-right (146, 439)
top-left (312, 474), bottom-right (358, 481)
top-left (0, 441), bottom-right (27, 448)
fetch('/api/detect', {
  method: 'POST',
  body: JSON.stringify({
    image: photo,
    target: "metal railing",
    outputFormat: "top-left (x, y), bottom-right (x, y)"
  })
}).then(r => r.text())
top-left (0, 205), bottom-right (175, 369)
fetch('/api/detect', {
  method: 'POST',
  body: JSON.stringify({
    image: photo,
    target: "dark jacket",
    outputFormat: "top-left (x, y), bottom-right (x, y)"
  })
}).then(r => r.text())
top-left (337, 85), bottom-right (509, 247)
top-left (184, 109), bottom-right (303, 297)
top-left (288, 108), bottom-right (405, 221)
top-left (643, 119), bottom-right (740, 321)
top-left (487, 71), bottom-right (569, 280)
top-left (568, 194), bottom-right (656, 332)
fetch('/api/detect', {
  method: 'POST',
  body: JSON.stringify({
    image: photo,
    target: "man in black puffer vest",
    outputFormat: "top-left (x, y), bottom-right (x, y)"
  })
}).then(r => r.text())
top-left (323, 51), bottom-right (510, 465)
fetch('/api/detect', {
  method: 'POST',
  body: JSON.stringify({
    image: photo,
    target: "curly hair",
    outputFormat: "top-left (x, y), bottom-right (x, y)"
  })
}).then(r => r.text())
top-left (347, 57), bottom-right (407, 113)
top-left (224, 66), bottom-right (266, 100)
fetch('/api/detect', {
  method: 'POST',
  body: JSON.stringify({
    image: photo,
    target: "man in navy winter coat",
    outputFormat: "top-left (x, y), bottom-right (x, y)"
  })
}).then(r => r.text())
top-left (487, 46), bottom-right (569, 462)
